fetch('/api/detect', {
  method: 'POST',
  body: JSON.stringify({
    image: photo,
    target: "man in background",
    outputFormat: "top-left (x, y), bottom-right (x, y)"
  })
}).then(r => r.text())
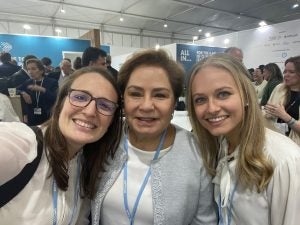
top-left (106, 55), bottom-right (118, 80)
top-left (82, 47), bottom-right (107, 68)
top-left (224, 47), bottom-right (244, 62)
top-left (48, 58), bottom-right (73, 85)
top-left (0, 52), bottom-right (21, 78)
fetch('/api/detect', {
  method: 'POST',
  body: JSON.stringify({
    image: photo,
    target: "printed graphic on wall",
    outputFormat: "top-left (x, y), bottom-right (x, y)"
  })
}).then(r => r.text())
top-left (0, 34), bottom-right (90, 67)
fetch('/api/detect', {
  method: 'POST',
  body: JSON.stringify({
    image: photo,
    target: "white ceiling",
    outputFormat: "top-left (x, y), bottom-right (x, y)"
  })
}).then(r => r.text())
top-left (0, 0), bottom-right (299, 42)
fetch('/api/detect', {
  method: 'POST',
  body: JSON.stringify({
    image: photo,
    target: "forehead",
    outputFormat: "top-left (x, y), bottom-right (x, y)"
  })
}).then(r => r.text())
top-left (71, 72), bottom-right (117, 98)
top-left (127, 65), bottom-right (171, 88)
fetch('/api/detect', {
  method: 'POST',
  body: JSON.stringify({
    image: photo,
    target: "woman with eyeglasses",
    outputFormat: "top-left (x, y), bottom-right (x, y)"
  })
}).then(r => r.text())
top-left (0, 67), bottom-right (123, 225)
top-left (83, 49), bottom-right (217, 225)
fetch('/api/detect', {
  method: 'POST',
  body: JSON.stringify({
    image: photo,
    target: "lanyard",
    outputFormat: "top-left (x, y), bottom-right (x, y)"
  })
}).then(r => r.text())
top-left (218, 183), bottom-right (237, 225)
top-left (35, 79), bottom-right (44, 107)
top-left (123, 129), bottom-right (167, 225)
top-left (52, 154), bottom-right (81, 225)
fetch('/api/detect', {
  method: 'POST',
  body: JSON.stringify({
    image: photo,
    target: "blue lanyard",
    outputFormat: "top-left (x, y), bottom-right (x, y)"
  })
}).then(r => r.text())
top-left (52, 154), bottom-right (81, 225)
top-left (218, 183), bottom-right (237, 225)
top-left (123, 129), bottom-right (167, 225)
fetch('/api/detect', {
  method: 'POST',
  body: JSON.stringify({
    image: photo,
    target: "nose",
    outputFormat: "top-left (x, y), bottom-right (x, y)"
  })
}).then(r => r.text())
top-left (140, 96), bottom-right (154, 111)
top-left (207, 98), bottom-right (220, 114)
top-left (82, 99), bottom-right (97, 116)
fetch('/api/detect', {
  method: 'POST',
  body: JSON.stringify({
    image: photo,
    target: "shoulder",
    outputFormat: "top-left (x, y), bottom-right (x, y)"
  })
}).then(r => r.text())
top-left (264, 128), bottom-right (300, 165)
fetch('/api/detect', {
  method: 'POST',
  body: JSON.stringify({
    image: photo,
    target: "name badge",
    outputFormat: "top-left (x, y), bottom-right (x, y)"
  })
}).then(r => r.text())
top-left (34, 108), bottom-right (42, 115)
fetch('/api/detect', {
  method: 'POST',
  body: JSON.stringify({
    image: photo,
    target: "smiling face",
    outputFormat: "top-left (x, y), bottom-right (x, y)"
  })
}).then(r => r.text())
top-left (124, 65), bottom-right (175, 141)
top-left (58, 72), bottom-right (118, 151)
top-left (191, 66), bottom-right (243, 144)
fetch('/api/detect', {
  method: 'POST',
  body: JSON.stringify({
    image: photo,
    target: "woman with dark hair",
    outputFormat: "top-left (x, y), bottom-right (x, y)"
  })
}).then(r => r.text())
top-left (187, 53), bottom-right (300, 225)
top-left (73, 56), bottom-right (82, 70)
top-left (260, 63), bottom-right (283, 106)
top-left (87, 49), bottom-right (217, 225)
top-left (0, 67), bottom-right (123, 225)
top-left (264, 56), bottom-right (300, 145)
top-left (18, 58), bottom-right (58, 125)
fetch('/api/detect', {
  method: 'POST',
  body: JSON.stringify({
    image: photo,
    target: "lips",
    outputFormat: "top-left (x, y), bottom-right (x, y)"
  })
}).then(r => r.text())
top-left (206, 115), bottom-right (227, 123)
top-left (73, 119), bottom-right (97, 129)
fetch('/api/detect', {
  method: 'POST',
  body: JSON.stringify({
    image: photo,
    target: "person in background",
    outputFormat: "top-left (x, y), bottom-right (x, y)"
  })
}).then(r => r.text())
top-left (83, 49), bottom-right (217, 225)
top-left (260, 63), bottom-right (283, 106)
top-left (18, 59), bottom-right (58, 125)
top-left (48, 59), bottom-right (73, 85)
top-left (0, 67), bottom-right (123, 225)
top-left (0, 52), bottom-right (21, 78)
top-left (106, 55), bottom-right (118, 80)
top-left (264, 56), bottom-right (300, 145)
top-left (224, 47), bottom-right (243, 62)
top-left (41, 57), bottom-right (54, 74)
top-left (0, 92), bottom-right (20, 122)
top-left (253, 66), bottom-right (267, 104)
top-left (82, 47), bottom-right (107, 68)
top-left (187, 53), bottom-right (300, 225)
top-left (73, 56), bottom-right (82, 70)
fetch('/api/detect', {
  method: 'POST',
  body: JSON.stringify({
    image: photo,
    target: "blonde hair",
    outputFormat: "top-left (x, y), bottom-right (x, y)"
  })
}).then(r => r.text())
top-left (187, 53), bottom-right (273, 192)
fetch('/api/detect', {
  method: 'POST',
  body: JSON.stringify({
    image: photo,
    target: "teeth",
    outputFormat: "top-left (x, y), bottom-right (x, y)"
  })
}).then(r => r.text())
top-left (74, 119), bottom-right (95, 129)
top-left (207, 116), bottom-right (226, 122)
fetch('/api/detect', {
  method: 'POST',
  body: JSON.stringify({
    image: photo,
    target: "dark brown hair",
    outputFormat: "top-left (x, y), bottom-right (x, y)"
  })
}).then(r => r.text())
top-left (26, 58), bottom-right (46, 75)
top-left (118, 49), bottom-right (185, 100)
top-left (43, 66), bottom-right (123, 199)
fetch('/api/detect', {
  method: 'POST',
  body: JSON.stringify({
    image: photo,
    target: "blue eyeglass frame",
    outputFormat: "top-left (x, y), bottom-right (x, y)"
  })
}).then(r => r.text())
top-left (68, 89), bottom-right (118, 116)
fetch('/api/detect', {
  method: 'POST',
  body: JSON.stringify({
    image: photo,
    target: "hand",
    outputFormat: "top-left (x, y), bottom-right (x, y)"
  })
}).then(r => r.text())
top-left (264, 103), bottom-right (291, 122)
top-left (21, 92), bottom-right (32, 104)
top-left (27, 84), bottom-right (46, 93)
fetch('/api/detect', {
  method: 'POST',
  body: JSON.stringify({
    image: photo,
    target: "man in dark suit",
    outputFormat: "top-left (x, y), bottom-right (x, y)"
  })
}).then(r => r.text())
top-left (0, 52), bottom-right (21, 78)
top-left (47, 59), bottom-right (73, 85)
top-left (106, 55), bottom-right (118, 80)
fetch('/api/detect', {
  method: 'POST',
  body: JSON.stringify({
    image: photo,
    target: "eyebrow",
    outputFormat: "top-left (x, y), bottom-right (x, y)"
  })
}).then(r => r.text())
top-left (126, 85), bottom-right (171, 92)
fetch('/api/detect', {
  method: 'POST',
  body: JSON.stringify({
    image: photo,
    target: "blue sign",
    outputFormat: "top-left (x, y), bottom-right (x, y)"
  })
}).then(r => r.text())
top-left (100, 45), bottom-right (110, 54)
top-left (176, 44), bottom-right (225, 74)
top-left (0, 34), bottom-right (90, 67)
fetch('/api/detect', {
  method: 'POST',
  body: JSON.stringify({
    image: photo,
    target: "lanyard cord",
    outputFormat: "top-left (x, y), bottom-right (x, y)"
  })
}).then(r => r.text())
top-left (123, 128), bottom-right (167, 225)
top-left (52, 154), bottom-right (81, 225)
top-left (218, 182), bottom-right (237, 225)
top-left (35, 79), bottom-right (44, 107)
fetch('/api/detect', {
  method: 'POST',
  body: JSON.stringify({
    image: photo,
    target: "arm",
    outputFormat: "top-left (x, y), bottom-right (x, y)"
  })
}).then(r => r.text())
top-left (267, 157), bottom-right (300, 225)
top-left (0, 122), bottom-right (37, 185)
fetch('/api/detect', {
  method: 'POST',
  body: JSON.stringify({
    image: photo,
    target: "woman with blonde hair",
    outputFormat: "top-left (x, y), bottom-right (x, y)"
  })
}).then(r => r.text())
top-left (187, 53), bottom-right (300, 225)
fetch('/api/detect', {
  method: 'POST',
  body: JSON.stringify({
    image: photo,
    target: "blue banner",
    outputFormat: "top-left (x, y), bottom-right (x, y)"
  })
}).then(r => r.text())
top-left (176, 44), bottom-right (225, 74)
top-left (0, 34), bottom-right (90, 67)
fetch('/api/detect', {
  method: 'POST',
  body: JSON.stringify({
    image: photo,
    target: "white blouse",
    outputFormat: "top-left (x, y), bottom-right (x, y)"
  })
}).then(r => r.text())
top-left (213, 128), bottom-right (300, 225)
top-left (0, 122), bottom-right (83, 225)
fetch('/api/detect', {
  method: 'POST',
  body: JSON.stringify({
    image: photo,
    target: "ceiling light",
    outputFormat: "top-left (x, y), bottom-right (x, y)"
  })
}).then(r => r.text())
top-left (155, 44), bottom-right (160, 50)
top-left (120, 17), bottom-right (124, 22)
top-left (259, 21), bottom-right (267, 27)
top-left (23, 24), bottom-right (31, 30)
top-left (60, 8), bottom-right (66, 13)
top-left (198, 29), bottom-right (202, 33)
top-left (193, 36), bottom-right (198, 41)
top-left (224, 38), bottom-right (230, 44)
top-left (164, 23), bottom-right (168, 28)
top-left (292, 3), bottom-right (299, 8)
top-left (205, 32), bottom-right (211, 38)
top-left (55, 28), bottom-right (62, 33)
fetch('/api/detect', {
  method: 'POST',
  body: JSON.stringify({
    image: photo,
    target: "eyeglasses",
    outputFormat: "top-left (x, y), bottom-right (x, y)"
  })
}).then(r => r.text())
top-left (68, 89), bottom-right (118, 116)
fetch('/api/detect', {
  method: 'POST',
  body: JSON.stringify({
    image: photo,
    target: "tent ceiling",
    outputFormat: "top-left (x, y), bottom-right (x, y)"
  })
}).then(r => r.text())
top-left (0, 0), bottom-right (299, 41)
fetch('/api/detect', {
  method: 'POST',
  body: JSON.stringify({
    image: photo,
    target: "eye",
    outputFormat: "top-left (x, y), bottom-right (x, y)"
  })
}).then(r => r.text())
top-left (71, 91), bottom-right (90, 102)
top-left (128, 91), bottom-right (143, 97)
top-left (154, 93), bottom-right (168, 99)
top-left (217, 91), bottom-right (231, 99)
top-left (97, 99), bottom-right (115, 112)
top-left (193, 96), bottom-right (207, 105)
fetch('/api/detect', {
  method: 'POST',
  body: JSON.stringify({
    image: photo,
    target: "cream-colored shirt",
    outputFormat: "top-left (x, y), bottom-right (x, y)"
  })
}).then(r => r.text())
top-left (0, 122), bottom-right (83, 225)
top-left (213, 129), bottom-right (300, 225)
top-left (254, 80), bottom-right (267, 103)
top-left (0, 93), bottom-right (20, 122)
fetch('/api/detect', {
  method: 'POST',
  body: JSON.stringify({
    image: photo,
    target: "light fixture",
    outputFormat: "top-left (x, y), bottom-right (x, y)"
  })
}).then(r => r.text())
top-left (193, 36), bottom-right (198, 41)
top-left (155, 44), bottom-right (160, 50)
top-left (55, 28), bottom-right (62, 34)
top-left (224, 38), bottom-right (230, 44)
top-left (23, 24), bottom-right (31, 30)
top-left (205, 32), bottom-right (211, 38)
top-left (292, 3), bottom-right (299, 8)
top-left (259, 21), bottom-right (267, 27)
top-left (120, 16), bottom-right (124, 22)
top-left (60, 0), bottom-right (66, 13)
top-left (198, 29), bottom-right (202, 33)
top-left (164, 23), bottom-right (168, 28)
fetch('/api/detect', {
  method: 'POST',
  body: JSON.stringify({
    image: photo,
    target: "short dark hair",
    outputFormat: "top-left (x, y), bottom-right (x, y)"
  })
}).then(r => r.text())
top-left (41, 57), bottom-right (52, 66)
top-left (26, 58), bottom-right (45, 74)
top-left (23, 54), bottom-right (37, 68)
top-left (0, 52), bottom-right (12, 63)
top-left (82, 47), bottom-right (107, 67)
